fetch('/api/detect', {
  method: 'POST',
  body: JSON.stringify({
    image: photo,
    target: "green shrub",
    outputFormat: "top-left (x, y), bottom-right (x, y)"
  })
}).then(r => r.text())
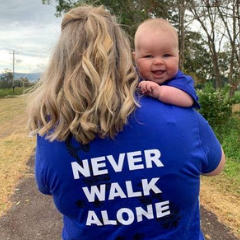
top-left (198, 83), bottom-right (240, 162)
top-left (233, 90), bottom-right (240, 103)
top-left (198, 84), bottom-right (234, 137)
top-left (221, 118), bottom-right (240, 162)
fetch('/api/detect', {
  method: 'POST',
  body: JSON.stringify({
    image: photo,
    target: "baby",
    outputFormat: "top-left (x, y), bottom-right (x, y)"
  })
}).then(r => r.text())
top-left (133, 18), bottom-right (200, 108)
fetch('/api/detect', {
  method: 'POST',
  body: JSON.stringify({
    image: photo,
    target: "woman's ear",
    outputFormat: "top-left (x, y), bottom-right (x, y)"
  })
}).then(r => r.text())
top-left (132, 52), bottom-right (136, 60)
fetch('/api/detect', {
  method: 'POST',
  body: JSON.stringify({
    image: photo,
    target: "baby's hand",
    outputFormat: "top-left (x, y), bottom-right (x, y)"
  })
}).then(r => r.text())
top-left (138, 81), bottom-right (162, 100)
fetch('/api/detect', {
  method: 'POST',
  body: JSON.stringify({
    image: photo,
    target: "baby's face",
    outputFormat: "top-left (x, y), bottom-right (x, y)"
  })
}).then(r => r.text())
top-left (133, 28), bottom-right (179, 84)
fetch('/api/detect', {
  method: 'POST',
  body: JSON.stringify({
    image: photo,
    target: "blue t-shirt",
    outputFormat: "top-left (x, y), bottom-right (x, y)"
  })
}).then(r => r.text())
top-left (162, 70), bottom-right (200, 109)
top-left (35, 96), bottom-right (221, 240)
top-left (139, 70), bottom-right (200, 109)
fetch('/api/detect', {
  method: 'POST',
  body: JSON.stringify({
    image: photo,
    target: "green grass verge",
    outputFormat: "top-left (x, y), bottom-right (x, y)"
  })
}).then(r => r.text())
top-left (0, 87), bottom-right (28, 98)
top-left (224, 160), bottom-right (240, 194)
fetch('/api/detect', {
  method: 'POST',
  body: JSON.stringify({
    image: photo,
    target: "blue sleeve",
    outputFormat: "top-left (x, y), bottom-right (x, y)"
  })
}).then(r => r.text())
top-left (162, 70), bottom-right (200, 109)
top-left (195, 112), bottom-right (222, 174)
top-left (35, 135), bottom-right (52, 195)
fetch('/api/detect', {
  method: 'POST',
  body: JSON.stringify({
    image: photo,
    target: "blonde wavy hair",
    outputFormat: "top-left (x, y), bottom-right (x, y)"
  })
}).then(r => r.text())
top-left (28, 5), bottom-right (139, 144)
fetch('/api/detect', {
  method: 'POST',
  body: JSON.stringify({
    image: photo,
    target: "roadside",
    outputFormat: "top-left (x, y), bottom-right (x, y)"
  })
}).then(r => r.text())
top-left (0, 154), bottom-right (62, 240)
top-left (0, 154), bottom-right (239, 240)
top-left (0, 96), bottom-right (35, 216)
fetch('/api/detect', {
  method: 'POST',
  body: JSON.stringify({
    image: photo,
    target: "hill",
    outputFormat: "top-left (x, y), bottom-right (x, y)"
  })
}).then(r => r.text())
top-left (14, 72), bottom-right (41, 82)
top-left (0, 72), bottom-right (41, 82)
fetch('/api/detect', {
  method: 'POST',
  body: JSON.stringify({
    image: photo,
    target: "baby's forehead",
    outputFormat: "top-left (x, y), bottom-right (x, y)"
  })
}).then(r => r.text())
top-left (134, 19), bottom-right (178, 50)
top-left (139, 18), bottom-right (176, 31)
top-left (135, 26), bottom-right (177, 45)
top-left (135, 21), bottom-right (177, 42)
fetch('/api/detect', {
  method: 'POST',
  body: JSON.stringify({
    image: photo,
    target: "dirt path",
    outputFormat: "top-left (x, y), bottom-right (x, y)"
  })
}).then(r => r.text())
top-left (0, 155), bottom-right (62, 240)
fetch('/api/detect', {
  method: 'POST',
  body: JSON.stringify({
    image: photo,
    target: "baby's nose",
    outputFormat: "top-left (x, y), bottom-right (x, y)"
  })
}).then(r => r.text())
top-left (153, 58), bottom-right (164, 65)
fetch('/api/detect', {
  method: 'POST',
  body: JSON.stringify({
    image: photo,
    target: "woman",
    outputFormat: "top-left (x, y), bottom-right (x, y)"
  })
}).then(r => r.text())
top-left (28, 5), bottom-right (225, 240)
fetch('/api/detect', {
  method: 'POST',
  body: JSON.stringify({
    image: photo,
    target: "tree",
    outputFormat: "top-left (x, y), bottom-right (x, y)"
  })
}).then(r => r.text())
top-left (0, 69), bottom-right (13, 88)
top-left (19, 77), bottom-right (32, 88)
top-left (216, 0), bottom-right (240, 97)
top-left (42, 0), bottom-right (173, 39)
top-left (44, 0), bottom-right (232, 90)
top-left (188, 0), bottom-right (224, 88)
top-left (178, 0), bottom-right (186, 70)
top-left (184, 30), bottom-right (214, 86)
top-left (188, 0), bottom-right (240, 94)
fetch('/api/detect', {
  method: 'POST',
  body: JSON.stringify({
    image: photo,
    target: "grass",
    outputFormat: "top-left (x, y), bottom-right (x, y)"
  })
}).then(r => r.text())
top-left (0, 96), bottom-right (35, 215)
top-left (199, 106), bottom-right (240, 237)
top-left (224, 160), bottom-right (240, 182)
top-left (0, 87), bottom-right (30, 98)
top-left (200, 162), bottom-right (240, 237)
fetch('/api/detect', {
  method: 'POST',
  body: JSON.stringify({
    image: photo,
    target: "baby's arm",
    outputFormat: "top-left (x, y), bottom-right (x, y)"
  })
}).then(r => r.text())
top-left (139, 81), bottom-right (193, 107)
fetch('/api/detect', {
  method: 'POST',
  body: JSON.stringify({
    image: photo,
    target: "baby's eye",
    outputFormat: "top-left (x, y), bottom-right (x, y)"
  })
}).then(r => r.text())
top-left (143, 55), bottom-right (153, 58)
top-left (163, 54), bottom-right (172, 58)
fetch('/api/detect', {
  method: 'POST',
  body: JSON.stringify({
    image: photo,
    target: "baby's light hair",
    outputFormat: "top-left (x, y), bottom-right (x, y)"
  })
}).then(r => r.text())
top-left (28, 5), bottom-right (139, 144)
top-left (134, 18), bottom-right (178, 49)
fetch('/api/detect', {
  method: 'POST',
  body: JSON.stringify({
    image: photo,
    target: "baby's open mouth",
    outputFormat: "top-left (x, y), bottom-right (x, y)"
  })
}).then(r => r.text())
top-left (152, 70), bottom-right (165, 75)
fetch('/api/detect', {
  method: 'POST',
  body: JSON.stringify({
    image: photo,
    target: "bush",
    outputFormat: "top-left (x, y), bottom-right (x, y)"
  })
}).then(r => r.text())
top-left (198, 83), bottom-right (234, 133)
top-left (198, 83), bottom-right (240, 162)
top-left (221, 118), bottom-right (240, 162)
top-left (233, 90), bottom-right (240, 103)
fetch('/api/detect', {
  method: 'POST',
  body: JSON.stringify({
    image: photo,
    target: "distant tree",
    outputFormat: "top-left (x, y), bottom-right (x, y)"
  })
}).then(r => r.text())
top-left (18, 77), bottom-right (31, 87)
top-left (0, 69), bottom-right (13, 88)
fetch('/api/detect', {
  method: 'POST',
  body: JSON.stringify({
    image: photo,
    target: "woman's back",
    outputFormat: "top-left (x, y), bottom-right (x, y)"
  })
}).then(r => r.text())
top-left (35, 96), bottom-right (222, 240)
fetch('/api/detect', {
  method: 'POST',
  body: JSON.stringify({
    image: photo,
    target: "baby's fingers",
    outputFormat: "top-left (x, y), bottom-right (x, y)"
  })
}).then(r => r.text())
top-left (139, 81), bottom-right (148, 93)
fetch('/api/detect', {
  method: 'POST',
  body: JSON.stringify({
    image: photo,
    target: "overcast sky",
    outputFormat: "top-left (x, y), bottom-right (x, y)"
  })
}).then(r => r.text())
top-left (0, 0), bottom-right (63, 73)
